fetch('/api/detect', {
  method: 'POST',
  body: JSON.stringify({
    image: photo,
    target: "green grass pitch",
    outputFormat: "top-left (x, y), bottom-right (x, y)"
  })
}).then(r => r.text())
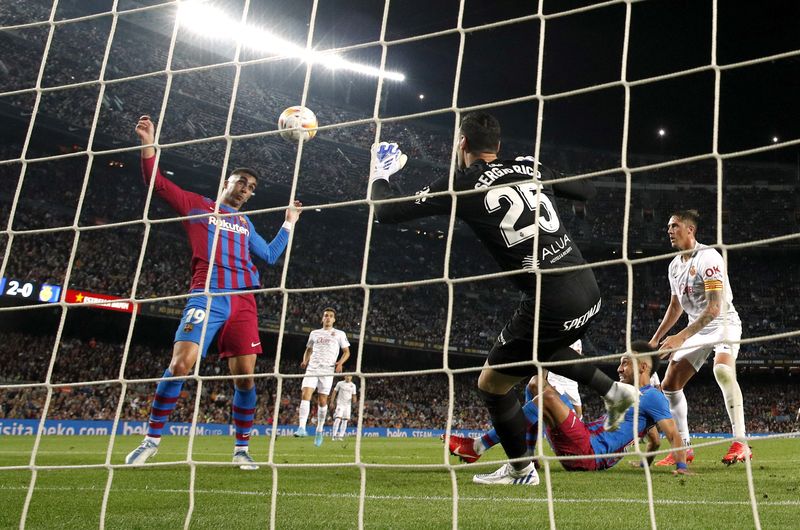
top-left (0, 435), bottom-right (797, 529)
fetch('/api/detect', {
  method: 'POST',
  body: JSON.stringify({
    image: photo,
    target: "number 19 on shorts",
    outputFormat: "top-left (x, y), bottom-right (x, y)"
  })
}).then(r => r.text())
top-left (185, 308), bottom-right (206, 324)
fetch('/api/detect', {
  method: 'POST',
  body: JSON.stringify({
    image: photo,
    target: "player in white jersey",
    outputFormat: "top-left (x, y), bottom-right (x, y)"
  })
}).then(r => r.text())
top-left (545, 340), bottom-right (583, 419)
top-left (649, 210), bottom-right (750, 466)
top-left (294, 308), bottom-right (351, 446)
top-left (329, 375), bottom-right (358, 441)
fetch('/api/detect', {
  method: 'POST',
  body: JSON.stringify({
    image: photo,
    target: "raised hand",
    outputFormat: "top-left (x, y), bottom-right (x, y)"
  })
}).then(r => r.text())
top-left (135, 115), bottom-right (155, 145)
top-left (285, 200), bottom-right (303, 224)
top-left (370, 142), bottom-right (408, 182)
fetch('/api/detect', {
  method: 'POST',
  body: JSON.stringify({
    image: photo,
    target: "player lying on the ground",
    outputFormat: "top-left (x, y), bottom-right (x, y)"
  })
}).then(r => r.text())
top-left (125, 115), bottom-right (302, 470)
top-left (451, 341), bottom-right (689, 484)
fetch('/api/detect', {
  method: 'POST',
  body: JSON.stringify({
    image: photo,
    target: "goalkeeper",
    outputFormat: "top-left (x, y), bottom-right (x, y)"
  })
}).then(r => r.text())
top-left (369, 112), bottom-right (638, 486)
top-left (125, 115), bottom-right (302, 470)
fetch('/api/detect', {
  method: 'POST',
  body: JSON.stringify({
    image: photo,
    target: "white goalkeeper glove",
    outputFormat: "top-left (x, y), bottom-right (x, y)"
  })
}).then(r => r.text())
top-left (370, 141), bottom-right (408, 182)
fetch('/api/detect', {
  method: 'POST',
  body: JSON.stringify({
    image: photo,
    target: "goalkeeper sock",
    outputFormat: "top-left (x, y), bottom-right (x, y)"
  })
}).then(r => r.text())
top-left (478, 388), bottom-right (528, 470)
top-left (147, 369), bottom-right (184, 439)
top-left (298, 400), bottom-right (310, 429)
top-left (232, 385), bottom-right (256, 449)
top-left (663, 389), bottom-right (691, 445)
top-left (545, 345), bottom-right (614, 396)
top-left (713, 363), bottom-right (747, 438)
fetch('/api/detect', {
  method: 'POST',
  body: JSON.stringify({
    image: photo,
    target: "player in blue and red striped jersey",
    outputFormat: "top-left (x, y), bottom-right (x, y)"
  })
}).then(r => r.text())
top-left (454, 342), bottom-right (690, 483)
top-left (125, 115), bottom-right (302, 470)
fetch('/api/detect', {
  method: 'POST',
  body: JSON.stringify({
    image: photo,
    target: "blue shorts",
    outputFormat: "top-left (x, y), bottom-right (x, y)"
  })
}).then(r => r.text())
top-left (174, 289), bottom-right (263, 358)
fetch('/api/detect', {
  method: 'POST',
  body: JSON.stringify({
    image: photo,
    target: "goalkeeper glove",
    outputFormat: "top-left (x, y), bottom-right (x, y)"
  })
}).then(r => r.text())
top-left (370, 142), bottom-right (408, 182)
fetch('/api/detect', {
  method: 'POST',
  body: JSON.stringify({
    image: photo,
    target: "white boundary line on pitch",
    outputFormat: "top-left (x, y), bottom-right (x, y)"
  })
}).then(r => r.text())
top-left (0, 450), bottom-right (794, 466)
top-left (0, 485), bottom-right (798, 507)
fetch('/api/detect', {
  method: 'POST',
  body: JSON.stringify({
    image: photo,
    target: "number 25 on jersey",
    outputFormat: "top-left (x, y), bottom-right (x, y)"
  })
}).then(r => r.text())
top-left (484, 182), bottom-right (561, 247)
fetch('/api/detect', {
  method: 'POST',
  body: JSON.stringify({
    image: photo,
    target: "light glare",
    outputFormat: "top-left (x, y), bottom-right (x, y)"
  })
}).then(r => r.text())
top-left (178, 2), bottom-right (405, 82)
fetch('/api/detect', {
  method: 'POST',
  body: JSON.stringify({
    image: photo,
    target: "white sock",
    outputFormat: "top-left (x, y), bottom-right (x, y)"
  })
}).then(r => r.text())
top-left (332, 418), bottom-right (341, 436)
top-left (338, 420), bottom-right (348, 438)
top-left (663, 389), bottom-right (690, 445)
top-left (473, 438), bottom-right (486, 455)
top-left (317, 405), bottom-right (328, 432)
top-left (603, 381), bottom-right (632, 402)
top-left (145, 436), bottom-right (161, 445)
top-left (299, 400), bottom-right (310, 429)
top-left (713, 363), bottom-right (746, 439)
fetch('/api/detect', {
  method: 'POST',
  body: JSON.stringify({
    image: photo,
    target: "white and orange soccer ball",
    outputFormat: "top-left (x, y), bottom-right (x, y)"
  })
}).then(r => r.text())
top-left (277, 106), bottom-right (318, 142)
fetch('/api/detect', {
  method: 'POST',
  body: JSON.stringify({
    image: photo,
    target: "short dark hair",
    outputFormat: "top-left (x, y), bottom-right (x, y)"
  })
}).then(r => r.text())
top-left (670, 209), bottom-right (700, 231)
top-left (631, 339), bottom-right (660, 375)
top-left (231, 166), bottom-right (259, 182)
top-left (322, 307), bottom-right (336, 316)
top-left (460, 112), bottom-right (501, 154)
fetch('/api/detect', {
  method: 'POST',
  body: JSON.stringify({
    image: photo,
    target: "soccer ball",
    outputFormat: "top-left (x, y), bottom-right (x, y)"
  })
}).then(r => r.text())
top-left (277, 106), bottom-right (318, 142)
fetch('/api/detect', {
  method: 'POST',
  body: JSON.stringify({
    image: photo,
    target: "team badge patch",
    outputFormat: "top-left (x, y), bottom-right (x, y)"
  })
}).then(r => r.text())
top-left (183, 322), bottom-right (194, 333)
top-left (689, 266), bottom-right (697, 276)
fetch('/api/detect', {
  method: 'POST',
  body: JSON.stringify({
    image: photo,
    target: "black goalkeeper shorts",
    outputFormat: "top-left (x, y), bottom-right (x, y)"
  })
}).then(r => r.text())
top-left (487, 268), bottom-right (602, 378)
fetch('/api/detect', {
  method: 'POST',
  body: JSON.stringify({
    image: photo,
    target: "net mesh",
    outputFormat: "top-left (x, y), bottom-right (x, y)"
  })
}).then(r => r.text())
top-left (1, 0), bottom-right (799, 528)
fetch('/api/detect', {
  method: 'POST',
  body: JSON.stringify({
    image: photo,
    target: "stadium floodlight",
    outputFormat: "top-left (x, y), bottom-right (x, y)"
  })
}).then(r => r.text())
top-left (772, 136), bottom-right (779, 143)
top-left (657, 128), bottom-right (666, 137)
top-left (177, 1), bottom-right (406, 82)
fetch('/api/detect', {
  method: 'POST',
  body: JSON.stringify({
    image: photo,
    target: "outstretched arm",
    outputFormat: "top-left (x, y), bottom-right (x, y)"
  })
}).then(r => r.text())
top-left (369, 142), bottom-right (451, 223)
top-left (656, 417), bottom-right (690, 475)
top-left (136, 115), bottom-right (194, 215)
top-left (135, 114), bottom-right (156, 159)
top-left (249, 201), bottom-right (302, 264)
top-left (630, 426), bottom-right (661, 468)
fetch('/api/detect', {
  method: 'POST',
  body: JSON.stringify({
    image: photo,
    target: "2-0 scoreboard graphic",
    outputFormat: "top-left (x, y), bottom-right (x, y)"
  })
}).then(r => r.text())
top-left (0, 277), bottom-right (61, 303)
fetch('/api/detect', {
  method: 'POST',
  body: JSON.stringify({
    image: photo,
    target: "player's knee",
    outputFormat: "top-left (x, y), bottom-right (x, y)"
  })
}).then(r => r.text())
top-left (169, 358), bottom-right (193, 376)
top-left (526, 378), bottom-right (540, 397)
top-left (713, 363), bottom-right (735, 386)
top-left (235, 379), bottom-right (255, 391)
top-left (541, 386), bottom-right (560, 406)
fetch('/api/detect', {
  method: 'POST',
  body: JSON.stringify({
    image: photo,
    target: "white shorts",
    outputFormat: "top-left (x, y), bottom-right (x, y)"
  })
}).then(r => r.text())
top-left (333, 404), bottom-right (352, 420)
top-left (671, 324), bottom-right (741, 372)
top-left (301, 375), bottom-right (334, 395)
top-left (546, 373), bottom-right (581, 408)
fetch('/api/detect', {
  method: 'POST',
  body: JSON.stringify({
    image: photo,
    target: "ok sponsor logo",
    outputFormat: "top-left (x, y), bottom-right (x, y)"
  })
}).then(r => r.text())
top-left (704, 265), bottom-right (721, 277)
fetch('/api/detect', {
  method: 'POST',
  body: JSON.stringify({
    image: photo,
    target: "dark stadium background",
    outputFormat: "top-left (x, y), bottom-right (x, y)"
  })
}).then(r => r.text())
top-left (1, 0), bottom-right (799, 432)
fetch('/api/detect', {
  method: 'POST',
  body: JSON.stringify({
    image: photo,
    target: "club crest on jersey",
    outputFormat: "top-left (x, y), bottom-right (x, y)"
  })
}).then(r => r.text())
top-left (689, 266), bottom-right (697, 277)
top-left (183, 322), bottom-right (194, 333)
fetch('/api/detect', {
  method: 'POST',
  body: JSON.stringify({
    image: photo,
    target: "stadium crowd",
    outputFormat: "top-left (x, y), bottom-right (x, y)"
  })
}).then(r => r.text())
top-left (2, 333), bottom-right (798, 434)
top-left (2, 2), bottom-right (799, 436)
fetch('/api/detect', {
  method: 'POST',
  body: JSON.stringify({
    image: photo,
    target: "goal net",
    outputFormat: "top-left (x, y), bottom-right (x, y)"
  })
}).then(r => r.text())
top-left (1, 0), bottom-right (798, 528)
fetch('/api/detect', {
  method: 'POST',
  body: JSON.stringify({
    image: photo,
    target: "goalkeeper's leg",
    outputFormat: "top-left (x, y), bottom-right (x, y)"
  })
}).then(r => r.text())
top-left (477, 368), bottom-right (529, 470)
